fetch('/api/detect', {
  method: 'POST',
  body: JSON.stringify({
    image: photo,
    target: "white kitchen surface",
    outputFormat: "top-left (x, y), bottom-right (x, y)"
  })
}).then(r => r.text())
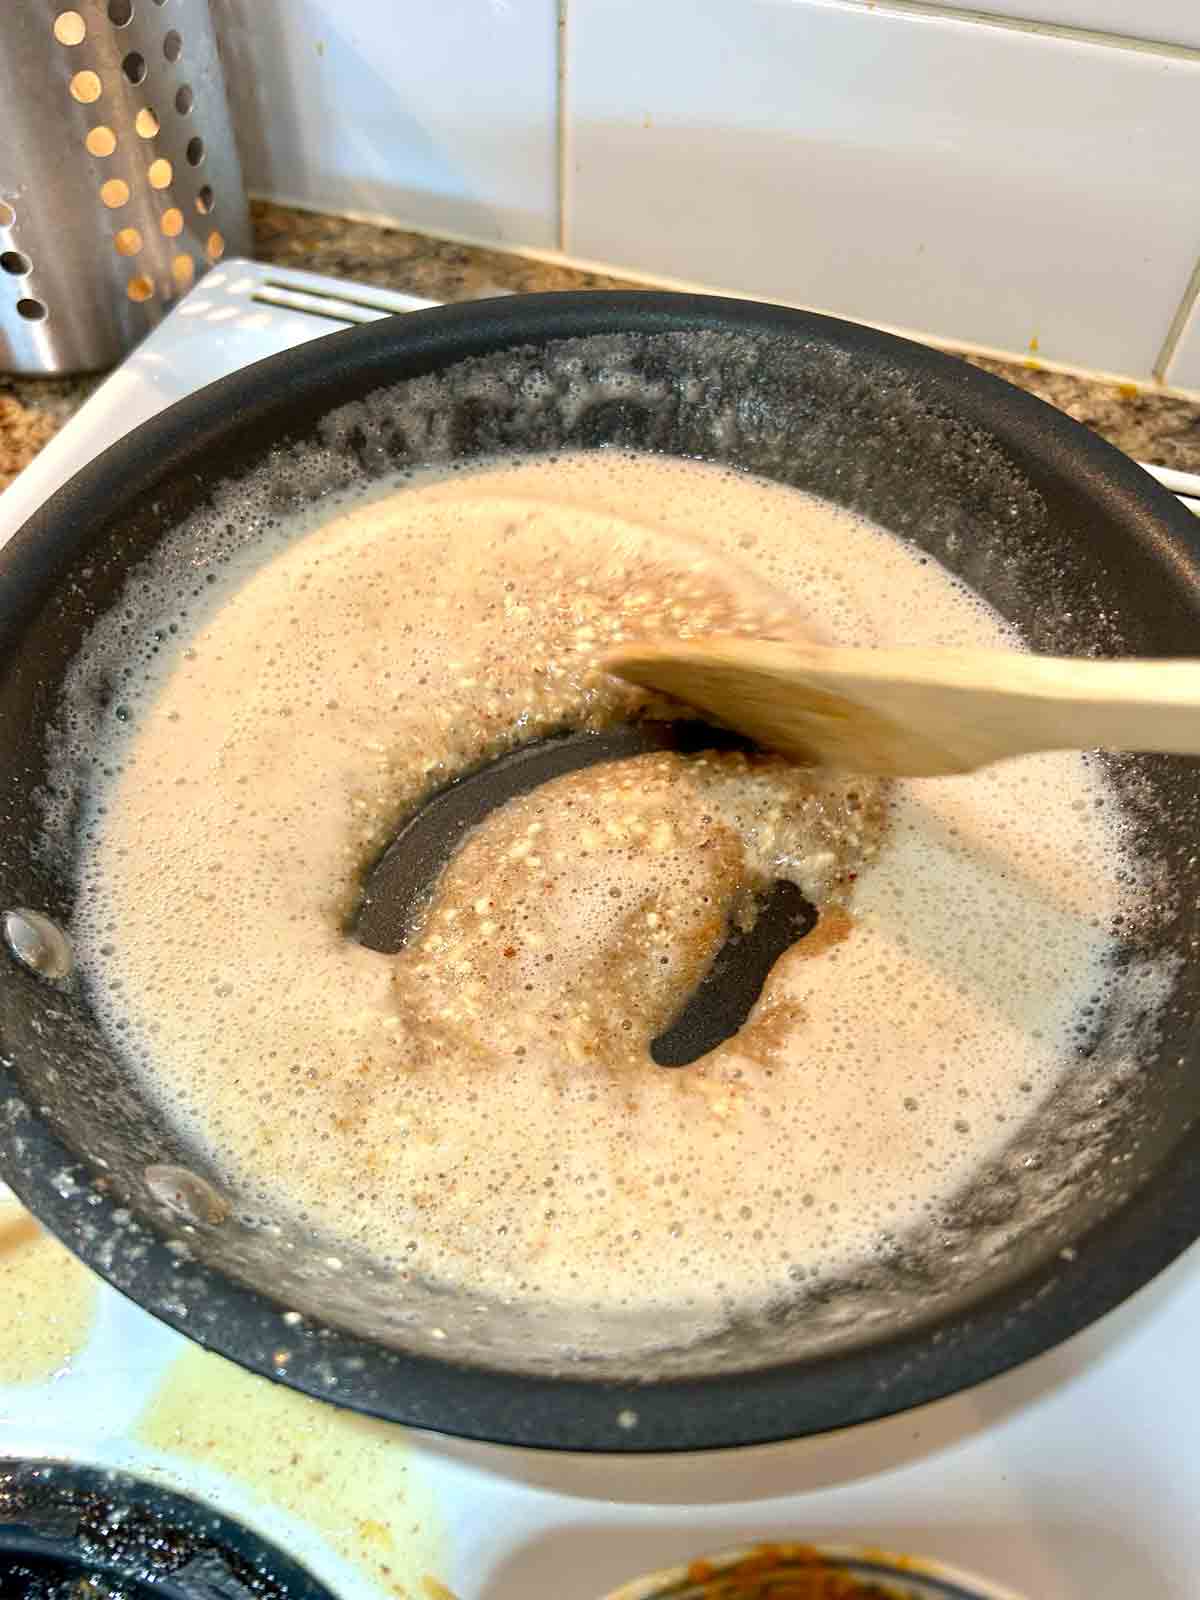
top-left (3, 262), bottom-right (1200, 1600)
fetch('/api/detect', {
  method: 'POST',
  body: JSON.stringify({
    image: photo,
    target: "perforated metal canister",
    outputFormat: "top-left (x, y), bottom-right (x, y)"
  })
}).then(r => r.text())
top-left (1, 0), bottom-right (251, 374)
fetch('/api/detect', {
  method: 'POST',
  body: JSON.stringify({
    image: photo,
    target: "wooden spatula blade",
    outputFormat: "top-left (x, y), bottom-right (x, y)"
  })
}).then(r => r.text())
top-left (603, 639), bottom-right (978, 776)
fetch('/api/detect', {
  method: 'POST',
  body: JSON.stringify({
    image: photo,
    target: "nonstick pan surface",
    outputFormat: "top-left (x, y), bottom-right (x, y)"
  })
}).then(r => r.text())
top-left (1, 291), bottom-right (1198, 1451)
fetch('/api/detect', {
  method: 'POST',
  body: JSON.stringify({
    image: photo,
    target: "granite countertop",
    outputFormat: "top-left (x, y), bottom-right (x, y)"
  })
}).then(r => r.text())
top-left (3, 199), bottom-right (1199, 492)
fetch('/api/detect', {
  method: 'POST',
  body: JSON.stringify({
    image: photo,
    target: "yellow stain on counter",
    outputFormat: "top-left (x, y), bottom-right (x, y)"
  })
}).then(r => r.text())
top-left (421, 1580), bottom-right (458, 1600)
top-left (0, 1199), bottom-right (98, 1384)
top-left (136, 1344), bottom-right (448, 1600)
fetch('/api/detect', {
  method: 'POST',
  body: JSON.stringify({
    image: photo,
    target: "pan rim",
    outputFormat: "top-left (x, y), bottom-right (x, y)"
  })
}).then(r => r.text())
top-left (1, 288), bottom-right (1198, 1452)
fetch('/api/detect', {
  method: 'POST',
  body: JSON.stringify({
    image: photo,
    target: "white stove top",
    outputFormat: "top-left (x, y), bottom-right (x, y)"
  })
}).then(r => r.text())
top-left (2, 260), bottom-right (1199, 1600)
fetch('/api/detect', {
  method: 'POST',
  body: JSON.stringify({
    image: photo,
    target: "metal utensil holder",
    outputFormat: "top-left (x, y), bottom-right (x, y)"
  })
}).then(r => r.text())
top-left (1, 0), bottom-right (251, 374)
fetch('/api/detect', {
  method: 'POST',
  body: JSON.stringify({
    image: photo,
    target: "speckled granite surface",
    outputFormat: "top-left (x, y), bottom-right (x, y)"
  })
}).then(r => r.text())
top-left (4, 200), bottom-right (1199, 493)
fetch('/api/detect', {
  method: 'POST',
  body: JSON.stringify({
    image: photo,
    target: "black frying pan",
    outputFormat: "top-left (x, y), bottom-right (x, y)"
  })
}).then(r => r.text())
top-left (1, 291), bottom-right (1198, 1452)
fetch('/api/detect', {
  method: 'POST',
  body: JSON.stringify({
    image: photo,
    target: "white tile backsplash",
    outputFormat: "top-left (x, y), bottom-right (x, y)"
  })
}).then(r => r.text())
top-left (211, 0), bottom-right (559, 247)
top-left (913, 1), bottom-right (1200, 50)
top-left (210, 0), bottom-right (1200, 384)
top-left (566, 0), bottom-right (1200, 378)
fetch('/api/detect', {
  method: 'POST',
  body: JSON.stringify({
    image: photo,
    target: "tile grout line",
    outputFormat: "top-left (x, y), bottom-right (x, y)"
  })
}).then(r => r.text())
top-left (818, 0), bottom-right (1200, 59)
top-left (1153, 254), bottom-right (1200, 382)
top-left (555, 0), bottom-right (570, 255)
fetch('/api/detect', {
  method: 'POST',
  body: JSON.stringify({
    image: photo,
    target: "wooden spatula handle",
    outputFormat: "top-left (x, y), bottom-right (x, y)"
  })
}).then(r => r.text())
top-left (830, 650), bottom-right (1200, 761)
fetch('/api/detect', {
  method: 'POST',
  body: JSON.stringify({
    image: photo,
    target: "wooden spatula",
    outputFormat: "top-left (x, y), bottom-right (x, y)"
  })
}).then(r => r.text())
top-left (602, 637), bottom-right (1200, 777)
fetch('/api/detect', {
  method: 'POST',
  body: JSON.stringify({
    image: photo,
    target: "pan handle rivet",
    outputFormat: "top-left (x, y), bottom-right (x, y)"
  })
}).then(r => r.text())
top-left (3, 909), bottom-right (73, 980)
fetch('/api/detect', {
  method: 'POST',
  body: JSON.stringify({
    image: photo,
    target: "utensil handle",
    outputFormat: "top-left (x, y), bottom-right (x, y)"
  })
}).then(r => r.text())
top-left (1010, 657), bottom-right (1200, 757)
top-left (855, 651), bottom-right (1200, 760)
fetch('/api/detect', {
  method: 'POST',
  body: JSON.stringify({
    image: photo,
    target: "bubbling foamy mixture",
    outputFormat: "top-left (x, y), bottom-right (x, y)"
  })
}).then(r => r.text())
top-left (73, 452), bottom-right (1134, 1321)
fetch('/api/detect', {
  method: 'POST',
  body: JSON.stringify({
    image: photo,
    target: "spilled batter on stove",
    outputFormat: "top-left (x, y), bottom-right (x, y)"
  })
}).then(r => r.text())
top-left (71, 451), bottom-right (1145, 1324)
